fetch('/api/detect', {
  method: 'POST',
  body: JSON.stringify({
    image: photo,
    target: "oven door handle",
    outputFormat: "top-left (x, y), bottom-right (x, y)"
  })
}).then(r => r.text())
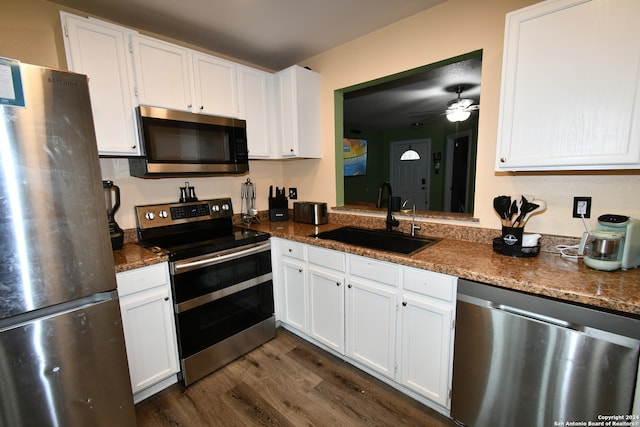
top-left (171, 241), bottom-right (270, 275)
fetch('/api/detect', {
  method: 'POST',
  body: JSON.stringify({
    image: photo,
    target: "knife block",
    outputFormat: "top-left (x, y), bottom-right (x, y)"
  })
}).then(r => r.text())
top-left (269, 197), bottom-right (289, 221)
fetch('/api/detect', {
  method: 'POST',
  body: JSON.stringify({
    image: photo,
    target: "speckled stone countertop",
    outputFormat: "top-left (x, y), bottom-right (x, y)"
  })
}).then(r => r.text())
top-left (246, 216), bottom-right (640, 317)
top-left (112, 230), bottom-right (168, 273)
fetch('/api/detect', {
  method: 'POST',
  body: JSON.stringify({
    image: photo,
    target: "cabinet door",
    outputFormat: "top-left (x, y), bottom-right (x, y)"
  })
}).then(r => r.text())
top-left (119, 285), bottom-right (179, 394)
top-left (61, 13), bottom-right (140, 156)
top-left (308, 266), bottom-right (345, 353)
top-left (346, 278), bottom-right (396, 378)
top-left (281, 258), bottom-right (307, 332)
top-left (275, 65), bottom-right (321, 158)
top-left (399, 293), bottom-right (453, 408)
top-left (238, 65), bottom-right (273, 158)
top-left (497, 0), bottom-right (640, 170)
top-left (131, 34), bottom-right (193, 111)
top-left (192, 52), bottom-right (238, 117)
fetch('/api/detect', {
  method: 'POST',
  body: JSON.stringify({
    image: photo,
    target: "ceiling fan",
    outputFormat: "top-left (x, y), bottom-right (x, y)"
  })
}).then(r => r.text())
top-left (445, 85), bottom-right (479, 122)
top-left (407, 83), bottom-right (480, 127)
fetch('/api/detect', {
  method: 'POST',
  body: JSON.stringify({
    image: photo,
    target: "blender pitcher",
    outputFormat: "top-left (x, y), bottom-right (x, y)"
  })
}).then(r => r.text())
top-left (103, 180), bottom-right (124, 250)
top-left (579, 230), bottom-right (624, 271)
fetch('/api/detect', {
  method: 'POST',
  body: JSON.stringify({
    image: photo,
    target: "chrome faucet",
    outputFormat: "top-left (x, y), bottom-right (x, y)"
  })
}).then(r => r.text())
top-left (401, 199), bottom-right (421, 237)
top-left (376, 182), bottom-right (399, 231)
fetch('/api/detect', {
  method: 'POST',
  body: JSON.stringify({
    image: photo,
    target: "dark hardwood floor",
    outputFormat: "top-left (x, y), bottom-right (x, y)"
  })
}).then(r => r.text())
top-left (135, 328), bottom-right (458, 426)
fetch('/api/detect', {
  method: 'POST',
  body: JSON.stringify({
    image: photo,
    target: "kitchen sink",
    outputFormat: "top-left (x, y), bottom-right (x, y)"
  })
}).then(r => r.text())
top-left (311, 227), bottom-right (440, 255)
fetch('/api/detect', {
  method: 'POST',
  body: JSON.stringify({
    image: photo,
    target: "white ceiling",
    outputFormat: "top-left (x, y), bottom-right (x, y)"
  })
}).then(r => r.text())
top-left (50, 0), bottom-right (480, 130)
top-left (50, 0), bottom-right (446, 70)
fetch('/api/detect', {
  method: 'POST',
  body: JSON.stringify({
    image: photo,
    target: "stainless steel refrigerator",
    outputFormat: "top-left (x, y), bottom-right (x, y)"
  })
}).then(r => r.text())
top-left (0, 60), bottom-right (136, 426)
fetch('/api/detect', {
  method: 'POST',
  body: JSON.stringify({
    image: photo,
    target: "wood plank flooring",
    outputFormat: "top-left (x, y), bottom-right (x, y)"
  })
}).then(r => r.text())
top-left (135, 328), bottom-right (458, 426)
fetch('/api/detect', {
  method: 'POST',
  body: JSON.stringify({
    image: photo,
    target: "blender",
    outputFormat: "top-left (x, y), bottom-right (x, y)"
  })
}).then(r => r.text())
top-left (103, 180), bottom-right (124, 250)
top-left (579, 214), bottom-right (640, 271)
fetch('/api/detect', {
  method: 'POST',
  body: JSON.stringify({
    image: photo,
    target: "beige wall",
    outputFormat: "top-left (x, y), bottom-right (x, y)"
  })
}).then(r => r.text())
top-left (0, 0), bottom-right (286, 230)
top-left (292, 0), bottom-right (640, 237)
top-left (3, 0), bottom-right (639, 236)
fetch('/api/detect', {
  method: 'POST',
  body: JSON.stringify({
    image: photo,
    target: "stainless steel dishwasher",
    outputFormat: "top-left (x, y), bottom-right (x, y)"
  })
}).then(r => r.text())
top-left (451, 279), bottom-right (640, 427)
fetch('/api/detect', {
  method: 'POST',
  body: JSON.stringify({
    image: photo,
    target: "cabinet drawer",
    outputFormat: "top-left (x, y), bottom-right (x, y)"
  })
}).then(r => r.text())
top-left (403, 267), bottom-right (456, 302)
top-left (281, 240), bottom-right (306, 261)
top-left (349, 256), bottom-right (397, 285)
top-left (117, 263), bottom-right (169, 297)
top-left (308, 246), bottom-right (345, 272)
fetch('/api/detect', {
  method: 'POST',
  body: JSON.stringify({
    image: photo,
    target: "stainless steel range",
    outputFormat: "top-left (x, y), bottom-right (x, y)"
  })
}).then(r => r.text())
top-left (135, 198), bottom-right (274, 386)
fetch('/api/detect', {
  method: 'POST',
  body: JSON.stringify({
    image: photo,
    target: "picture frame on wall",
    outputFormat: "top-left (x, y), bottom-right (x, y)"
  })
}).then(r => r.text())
top-left (343, 138), bottom-right (367, 176)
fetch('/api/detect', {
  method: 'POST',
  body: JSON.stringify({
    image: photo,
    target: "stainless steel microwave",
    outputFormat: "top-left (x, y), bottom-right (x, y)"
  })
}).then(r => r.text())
top-left (129, 105), bottom-right (249, 177)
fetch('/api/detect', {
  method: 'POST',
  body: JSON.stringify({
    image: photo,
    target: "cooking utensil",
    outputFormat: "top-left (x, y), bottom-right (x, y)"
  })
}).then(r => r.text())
top-left (509, 199), bottom-right (519, 225)
top-left (512, 195), bottom-right (537, 227)
top-left (493, 195), bottom-right (512, 226)
top-left (520, 200), bottom-right (546, 228)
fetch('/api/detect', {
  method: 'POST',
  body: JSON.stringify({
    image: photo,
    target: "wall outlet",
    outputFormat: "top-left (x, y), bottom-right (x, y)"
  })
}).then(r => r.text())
top-left (289, 188), bottom-right (298, 200)
top-left (572, 196), bottom-right (591, 218)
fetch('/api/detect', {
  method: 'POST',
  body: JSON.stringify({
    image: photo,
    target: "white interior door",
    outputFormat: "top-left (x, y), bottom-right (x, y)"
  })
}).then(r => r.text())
top-left (390, 140), bottom-right (430, 210)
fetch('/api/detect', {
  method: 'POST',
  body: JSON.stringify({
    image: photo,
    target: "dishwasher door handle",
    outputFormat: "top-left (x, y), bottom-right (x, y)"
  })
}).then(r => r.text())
top-left (493, 303), bottom-right (577, 330)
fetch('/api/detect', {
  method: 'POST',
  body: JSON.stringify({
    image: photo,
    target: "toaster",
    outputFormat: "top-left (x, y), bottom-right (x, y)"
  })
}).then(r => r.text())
top-left (293, 202), bottom-right (328, 225)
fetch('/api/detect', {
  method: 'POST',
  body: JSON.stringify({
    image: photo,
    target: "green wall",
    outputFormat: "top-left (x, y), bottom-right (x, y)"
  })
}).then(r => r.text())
top-left (344, 117), bottom-right (478, 212)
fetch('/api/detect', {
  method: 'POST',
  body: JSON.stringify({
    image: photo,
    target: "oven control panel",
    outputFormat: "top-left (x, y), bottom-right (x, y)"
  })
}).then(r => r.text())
top-left (135, 198), bottom-right (233, 229)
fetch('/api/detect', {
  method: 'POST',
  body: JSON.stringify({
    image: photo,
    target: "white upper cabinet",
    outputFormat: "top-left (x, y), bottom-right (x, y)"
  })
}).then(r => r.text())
top-left (237, 65), bottom-right (274, 158)
top-left (274, 65), bottom-right (322, 158)
top-left (131, 35), bottom-right (240, 117)
top-left (61, 12), bottom-right (141, 156)
top-left (496, 0), bottom-right (640, 171)
top-left (192, 52), bottom-right (239, 117)
top-left (130, 34), bottom-right (194, 112)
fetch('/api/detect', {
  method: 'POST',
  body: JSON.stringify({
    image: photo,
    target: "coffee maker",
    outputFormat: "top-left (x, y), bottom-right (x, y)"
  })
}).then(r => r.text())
top-left (103, 180), bottom-right (124, 250)
top-left (579, 214), bottom-right (640, 271)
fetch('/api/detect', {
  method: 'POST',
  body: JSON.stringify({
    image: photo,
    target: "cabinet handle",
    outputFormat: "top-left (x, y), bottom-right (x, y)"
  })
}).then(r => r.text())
top-left (164, 297), bottom-right (169, 301)
top-left (500, 157), bottom-right (507, 163)
top-left (347, 284), bottom-right (352, 289)
top-left (199, 105), bottom-right (204, 110)
top-left (288, 248), bottom-right (293, 253)
top-left (130, 144), bottom-right (136, 149)
top-left (402, 301), bottom-right (407, 306)
top-left (187, 104), bottom-right (192, 108)
top-left (298, 269), bottom-right (303, 273)
top-left (336, 282), bottom-right (340, 287)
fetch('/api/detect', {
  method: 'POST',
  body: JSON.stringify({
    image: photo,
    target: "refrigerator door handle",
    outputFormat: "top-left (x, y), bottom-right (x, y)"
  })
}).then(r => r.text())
top-left (0, 291), bottom-right (118, 332)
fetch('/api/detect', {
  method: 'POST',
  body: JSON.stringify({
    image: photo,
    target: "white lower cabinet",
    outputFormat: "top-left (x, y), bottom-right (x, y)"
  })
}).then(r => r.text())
top-left (400, 267), bottom-right (456, 408)
top-left (346, 256), bottom-right (398, 379)
top-left (116, 263), bottom-right (179, 403)
top-left (346, 277), bottom-right (397, 378)
top-left (272, 238), bottom-right (457, 412)
top-left (281, 257), bottom-right (307, 332)
top-left (308, 246), bottom-right (346, 354)
top-left (308, 267), bottom-right (344, 353)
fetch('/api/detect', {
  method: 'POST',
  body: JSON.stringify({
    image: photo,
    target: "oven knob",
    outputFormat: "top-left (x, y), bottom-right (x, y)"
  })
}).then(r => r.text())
top-left (145, 212), bottom-right (155, 221)
top-left (159, 210), bottom-right (168, 218)
top-left (222, 203), bottom-right (230, 211)
top-left (212, 205), bottom-right (220, 212)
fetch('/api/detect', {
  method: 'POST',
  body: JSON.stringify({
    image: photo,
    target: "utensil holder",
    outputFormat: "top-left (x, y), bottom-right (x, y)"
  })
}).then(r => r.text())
top-left (501, 226), bottom-right (524, 247)
top-left (493, 226), bottom-right (540, 257)
top-left (269, 197), bottom-right (289, 221)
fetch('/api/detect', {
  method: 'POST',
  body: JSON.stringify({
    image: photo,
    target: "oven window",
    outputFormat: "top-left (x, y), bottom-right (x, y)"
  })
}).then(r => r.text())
top-left (176, 280), bottom-right (274, 358)
top-left (173, 249), bottom-right (272, 304)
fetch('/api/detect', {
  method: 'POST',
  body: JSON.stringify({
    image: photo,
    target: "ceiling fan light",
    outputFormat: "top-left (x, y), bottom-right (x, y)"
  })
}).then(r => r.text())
top-left (446, 109), bottom-right (471, 122)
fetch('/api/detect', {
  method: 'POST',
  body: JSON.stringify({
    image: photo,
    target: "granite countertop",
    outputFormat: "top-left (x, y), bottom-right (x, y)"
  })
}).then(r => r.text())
top-left (112, 242), bottom-right (168, 274)
top-left (247, 219), bottom-right (640, 317)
